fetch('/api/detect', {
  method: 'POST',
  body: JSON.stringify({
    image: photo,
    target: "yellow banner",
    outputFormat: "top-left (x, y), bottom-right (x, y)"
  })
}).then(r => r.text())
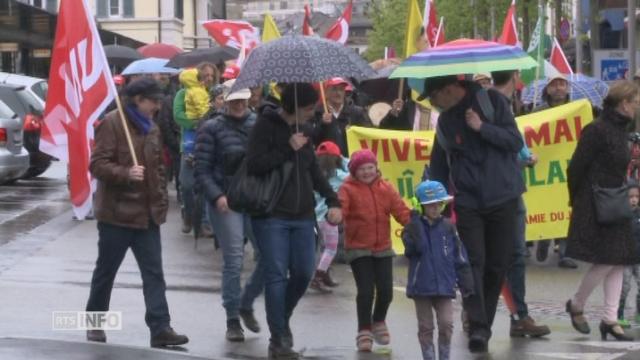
top-left (517, 99), bottom-right (593, 240)
top-left (346, 99), bottom-right (593, 250)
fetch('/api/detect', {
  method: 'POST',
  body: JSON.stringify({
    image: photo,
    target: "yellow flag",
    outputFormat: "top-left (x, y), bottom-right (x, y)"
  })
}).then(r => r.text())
top-left (262, 14), bottom-right (281, 43)
top-left (404, 0), bottom-right (423, 58)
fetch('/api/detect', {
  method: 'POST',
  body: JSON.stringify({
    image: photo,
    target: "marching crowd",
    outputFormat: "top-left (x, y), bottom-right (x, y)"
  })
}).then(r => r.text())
top-left (82, 61), bottom-right (640, 360)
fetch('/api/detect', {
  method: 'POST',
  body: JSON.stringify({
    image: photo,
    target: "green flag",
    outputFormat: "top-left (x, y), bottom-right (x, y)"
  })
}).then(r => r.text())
top-left (521, 10), bottom-right (547, 84)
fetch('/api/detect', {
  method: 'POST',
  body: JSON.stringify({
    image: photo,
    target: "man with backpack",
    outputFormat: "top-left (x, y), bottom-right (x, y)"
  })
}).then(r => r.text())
top-left (418, 75), bottom-right (524, 354)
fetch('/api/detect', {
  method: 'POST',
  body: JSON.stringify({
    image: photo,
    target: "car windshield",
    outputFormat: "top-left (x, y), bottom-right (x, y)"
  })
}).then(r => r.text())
top-left (31, 81), bottom-right (48, 102)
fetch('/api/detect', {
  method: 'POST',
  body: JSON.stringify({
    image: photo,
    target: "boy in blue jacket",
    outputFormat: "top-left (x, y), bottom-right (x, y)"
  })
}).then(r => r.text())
top-left (402, 180), bottom-right (474, 360)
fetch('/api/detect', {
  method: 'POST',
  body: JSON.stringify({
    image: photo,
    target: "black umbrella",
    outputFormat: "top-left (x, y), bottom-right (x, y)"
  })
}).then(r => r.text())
top-left (166, 47), bottom-right (240, 68)
top-left (231, 35), bottom-right (375, 92)
top-left (104, 45), bottom-right (142, 67)
top-left (358, 64), bottom-right (402, 104)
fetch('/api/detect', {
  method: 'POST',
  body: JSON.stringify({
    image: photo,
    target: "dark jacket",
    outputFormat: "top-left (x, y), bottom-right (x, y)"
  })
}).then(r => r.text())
top-left (246, 107), bottom-right (340, 219)
top-left (430, 82), bottom-right (524, 209)
top-left (155, 93), bottom-right (181, 156)
top-left (402, 212), bottom-right (474, 298)
top-left (633, 208), bottom-right (640, 261)
top-left (90, 109), bottom-right (168, 229)
top-left (194, 111), bottom-right (256, 204)
top-left (379, 101), bottom-right (415, 130)
top-left (312, 104), bottom-right (372, 156)
top-left (257, 94), bottom-right (281, 116)
top-left (566, 108), bottom-right (637, 264)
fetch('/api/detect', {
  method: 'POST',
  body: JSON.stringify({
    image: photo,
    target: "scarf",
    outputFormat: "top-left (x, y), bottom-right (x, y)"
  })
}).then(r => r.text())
top-left (125, 104), bottom-right (152, 135)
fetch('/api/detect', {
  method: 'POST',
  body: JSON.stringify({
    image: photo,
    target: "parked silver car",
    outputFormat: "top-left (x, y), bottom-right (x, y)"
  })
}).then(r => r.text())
top-left (0, 99), bottom-right (29, 184)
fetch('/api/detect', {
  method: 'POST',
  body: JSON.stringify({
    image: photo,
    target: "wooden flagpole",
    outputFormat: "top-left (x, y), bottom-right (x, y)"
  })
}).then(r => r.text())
top-left (113, 94), bottom-right (139, 166)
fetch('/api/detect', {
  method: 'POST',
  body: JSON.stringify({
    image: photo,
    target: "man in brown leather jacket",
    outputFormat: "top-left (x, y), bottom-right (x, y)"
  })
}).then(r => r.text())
top-left (85, 78), bottom-right (188, 348)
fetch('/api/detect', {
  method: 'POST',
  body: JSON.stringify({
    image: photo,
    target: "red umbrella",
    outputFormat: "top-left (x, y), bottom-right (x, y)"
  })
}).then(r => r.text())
top-left (137, 43), bottom-right (183, 59)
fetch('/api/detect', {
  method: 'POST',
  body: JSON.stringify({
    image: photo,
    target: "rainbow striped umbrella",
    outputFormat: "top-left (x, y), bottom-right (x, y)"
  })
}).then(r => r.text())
top-left (390, 39), bottom-right (538, 79)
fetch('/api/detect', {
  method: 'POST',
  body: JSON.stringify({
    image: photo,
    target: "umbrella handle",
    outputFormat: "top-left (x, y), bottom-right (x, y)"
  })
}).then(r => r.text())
top-left (319, 82), bottom-right (329, 114)
top-left (397, 78), bottom-right (405, 100)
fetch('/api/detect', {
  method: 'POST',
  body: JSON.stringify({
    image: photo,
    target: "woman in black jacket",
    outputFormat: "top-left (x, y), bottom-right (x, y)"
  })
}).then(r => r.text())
top-left (565, 80), bottom-right (640, 341)
top-left (194, 80), bottom-right (264, 342)
top-left (246, 83), bottom-right (342, 359)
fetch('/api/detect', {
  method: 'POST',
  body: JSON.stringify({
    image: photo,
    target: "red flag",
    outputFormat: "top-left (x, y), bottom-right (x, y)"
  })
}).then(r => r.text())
top-left (550, 37), bottom-right (573, 74)
top-left (41, 0), bottom-right (117, 219)
top-left (423, 0), bottom-right (444, 47)
top-left (202, 20), bottom-right (261, 49)
top-left (303, 5), bottom-right (314, 36)
top-left (325, 1), bottom-right (352, 44)
top-left (498, 0), bottom-right (520, 47)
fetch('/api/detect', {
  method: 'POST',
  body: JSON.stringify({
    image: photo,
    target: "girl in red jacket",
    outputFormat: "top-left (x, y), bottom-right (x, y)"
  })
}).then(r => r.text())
top-left (338, 149), bottom-right (411, 352)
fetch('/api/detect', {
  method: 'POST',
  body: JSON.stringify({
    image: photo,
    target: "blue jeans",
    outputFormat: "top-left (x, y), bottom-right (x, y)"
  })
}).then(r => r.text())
top-left (208, 204), bottom-right (264, 319)
top-left (251, 217), bottom-right (316, 342)
top-left (506, 197), bottom-right (529, 319)
top-left (86, 222), bottom-right (170, 336)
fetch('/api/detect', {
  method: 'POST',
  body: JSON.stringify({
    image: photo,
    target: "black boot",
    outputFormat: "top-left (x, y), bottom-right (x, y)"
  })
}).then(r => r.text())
top-left (86, 330), bottom-right (106, 343)
top-left (150, 327), bottom-right (189, 347)
top-left (226, 319), bottom-right (245, 342)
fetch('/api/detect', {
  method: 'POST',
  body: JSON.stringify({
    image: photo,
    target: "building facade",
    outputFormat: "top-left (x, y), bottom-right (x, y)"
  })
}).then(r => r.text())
top-left (227, 0), bottom-right (372, 53)
top-left (15, 0), bottom-right (226, 50)
top-left (89, 0), bottom-right (225, 49)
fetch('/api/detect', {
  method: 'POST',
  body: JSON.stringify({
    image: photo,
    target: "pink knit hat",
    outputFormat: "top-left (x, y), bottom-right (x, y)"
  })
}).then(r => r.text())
top-left (348, 149), bottom-right (378, 175)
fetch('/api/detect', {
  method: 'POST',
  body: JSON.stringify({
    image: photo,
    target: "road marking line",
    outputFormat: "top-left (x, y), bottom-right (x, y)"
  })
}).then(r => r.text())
top-left (562, 341), bottom-right (640, 351)
top-left (530, 352), bottom-right (626, 360)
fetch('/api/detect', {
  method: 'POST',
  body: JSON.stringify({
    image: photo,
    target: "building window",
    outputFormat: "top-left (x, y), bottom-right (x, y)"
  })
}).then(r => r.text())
top-left (97, 0), bottom-right (133, 18)
top-left (175, 0), bottom-right (184, 20)
top-left (109, 0), bottom-right (120, 16)
top-left (26, 0), bottom-right (56, 10)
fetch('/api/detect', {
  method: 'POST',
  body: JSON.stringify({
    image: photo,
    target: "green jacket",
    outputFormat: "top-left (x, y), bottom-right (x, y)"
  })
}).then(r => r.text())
top-left (172, 88), bottom-right (198, 153)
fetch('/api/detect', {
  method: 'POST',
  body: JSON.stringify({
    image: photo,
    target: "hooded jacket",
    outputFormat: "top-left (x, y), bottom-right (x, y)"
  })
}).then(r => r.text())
top-left (245, 107), bottom-right (340, 219)
top-left (402, 212), bottom-right (474, 298)
top-left (339, 176), bottom-right (411, 253)
top-left (179, 68), bottom-right (210, 120)
top-left (430, 81), bottom-right (524, 210)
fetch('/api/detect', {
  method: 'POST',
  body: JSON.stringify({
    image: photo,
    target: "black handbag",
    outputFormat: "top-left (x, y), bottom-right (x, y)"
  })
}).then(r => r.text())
top-left (226, 159), bottom-right (294, 216)
top-left (592, 183), bottom-right (632, 225)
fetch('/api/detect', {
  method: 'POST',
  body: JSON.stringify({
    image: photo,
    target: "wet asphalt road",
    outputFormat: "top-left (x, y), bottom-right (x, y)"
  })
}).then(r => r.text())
top-left (2, 162), bottom-right (640, 359)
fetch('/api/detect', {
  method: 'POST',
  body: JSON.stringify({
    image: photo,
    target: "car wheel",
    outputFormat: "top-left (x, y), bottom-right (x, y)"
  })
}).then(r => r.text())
top-left (22, 164), bottom-right (50, 179)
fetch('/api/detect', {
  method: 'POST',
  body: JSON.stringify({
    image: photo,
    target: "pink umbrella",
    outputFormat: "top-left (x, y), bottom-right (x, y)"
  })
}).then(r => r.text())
top-left (137, 43), bottom-right (183, 59)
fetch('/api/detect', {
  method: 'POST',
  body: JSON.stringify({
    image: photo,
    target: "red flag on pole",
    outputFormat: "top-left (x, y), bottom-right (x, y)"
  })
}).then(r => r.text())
top-left (423, 0), bottom-right (444, 47)
top-left (202, 20), bottom-right (261, 49)
top-left (325, 0), bottom-right (352, 44)
top-left (498, 0), bottom-right (520, 47)
top-left (550, 37), bottom-right (574, 74)
top-left (303, 4), bottom-right (314, 36)
top-left (41, 0), bottom-right (117, 219)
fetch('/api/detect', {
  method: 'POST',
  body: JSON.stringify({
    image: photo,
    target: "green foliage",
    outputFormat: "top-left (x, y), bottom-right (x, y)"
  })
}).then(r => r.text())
top-left (365, 0), bottom-right (425, 61)
top-left (437, 0), bottom-right (539, 43)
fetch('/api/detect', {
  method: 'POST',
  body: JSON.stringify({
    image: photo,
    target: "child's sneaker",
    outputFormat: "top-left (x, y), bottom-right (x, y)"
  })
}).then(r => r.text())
top-left (372, 321), bottom-right (390, 345)
top-left (356, 330), bottom-right (373, 352)
top-left (618, 318), bottom-right (631, 328)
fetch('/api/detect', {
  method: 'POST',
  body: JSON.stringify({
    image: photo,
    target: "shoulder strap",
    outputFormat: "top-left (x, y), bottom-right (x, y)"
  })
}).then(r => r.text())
top-left (435, 121), bottom-right (450, 153)
top-left (475, 88), bottom-right (495, 124)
